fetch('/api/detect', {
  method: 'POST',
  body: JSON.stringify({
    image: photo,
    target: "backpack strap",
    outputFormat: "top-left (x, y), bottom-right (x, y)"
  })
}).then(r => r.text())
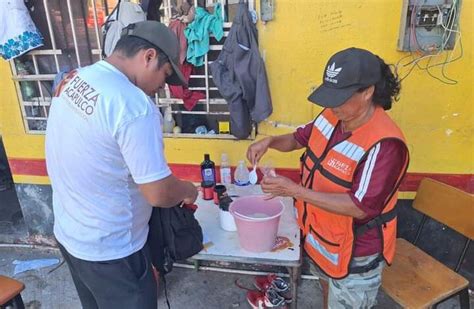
top-left (101, 0), bottom-right (122, 58)
top-left (140, 0), bottom-right (150, 12)
top-left (349, 255), bottom-right (384, 274)
top-left (144, 0), bottom-right (162, 21)
top-left (147, 207), bottom-right (169, 275)
top-left (354, 207), bottom-right (398, 237)
top-left (161, 273), bottom-right (171, 309)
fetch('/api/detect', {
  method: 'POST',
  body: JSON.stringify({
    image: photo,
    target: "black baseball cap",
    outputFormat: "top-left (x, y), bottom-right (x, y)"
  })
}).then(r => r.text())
top-left (121, 21), bottom-right (187, 86)
top-left (308, 47), bottom-right (381, 108)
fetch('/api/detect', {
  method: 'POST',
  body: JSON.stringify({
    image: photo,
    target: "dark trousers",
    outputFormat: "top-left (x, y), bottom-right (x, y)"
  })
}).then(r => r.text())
top-left (58, 242), bottom-right (157, 309)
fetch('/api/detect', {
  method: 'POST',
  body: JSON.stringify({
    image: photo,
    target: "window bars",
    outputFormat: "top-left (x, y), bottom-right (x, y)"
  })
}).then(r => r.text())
top-left (9, 0), bottom-right (255, 139)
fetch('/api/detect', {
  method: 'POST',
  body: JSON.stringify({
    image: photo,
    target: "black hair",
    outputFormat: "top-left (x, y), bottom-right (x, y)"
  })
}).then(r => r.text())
top-left (358, 56), bottom-right (401, 111)
top-left (113, 36), bottom-right (169, 69)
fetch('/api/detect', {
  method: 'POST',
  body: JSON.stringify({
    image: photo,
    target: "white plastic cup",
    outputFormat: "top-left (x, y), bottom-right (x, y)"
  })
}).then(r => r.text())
top-left (219, 209), bottom-right (237, 231)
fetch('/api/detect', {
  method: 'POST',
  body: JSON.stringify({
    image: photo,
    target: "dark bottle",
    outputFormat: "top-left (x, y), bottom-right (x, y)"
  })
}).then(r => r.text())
top-left (201, 154), bottom-right (216, 185)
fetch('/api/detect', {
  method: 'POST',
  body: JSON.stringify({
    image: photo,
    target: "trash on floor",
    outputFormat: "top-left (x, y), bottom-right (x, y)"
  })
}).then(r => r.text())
top-left (13, 258), bottom-right (60, 275)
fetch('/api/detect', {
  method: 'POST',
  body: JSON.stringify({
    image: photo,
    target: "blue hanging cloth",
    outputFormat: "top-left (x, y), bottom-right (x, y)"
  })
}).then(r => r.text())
top-left (0, 0), bottom-right (44, 60)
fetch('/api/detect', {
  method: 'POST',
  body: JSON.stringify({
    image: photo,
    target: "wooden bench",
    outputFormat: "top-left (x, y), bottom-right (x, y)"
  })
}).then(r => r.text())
top-left (0, 275), bottom-right (25, 309)
top-left (382, 178), bottom-right (473, 309)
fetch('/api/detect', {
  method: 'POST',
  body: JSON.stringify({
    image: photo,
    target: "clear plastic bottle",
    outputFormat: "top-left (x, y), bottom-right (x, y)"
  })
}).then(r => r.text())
top-left (220, 153), bottom-right (232, 185)
top-left (162, 106), bottom-right (175, 134)
top-left (234, 160), bottom-right (250, 186)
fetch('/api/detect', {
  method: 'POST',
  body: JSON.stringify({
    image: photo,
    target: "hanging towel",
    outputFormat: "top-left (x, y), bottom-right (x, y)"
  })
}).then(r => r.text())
top-left (210, 1), bottom-right (272, 139)
top-left (0, 0), bottom-right (44, 60)
top-left (169, 63), bottom-right (206, 111)
top-left (184, 4), bottom-right (223, 67)
top-left (169, 19), bottom-right (188, 64)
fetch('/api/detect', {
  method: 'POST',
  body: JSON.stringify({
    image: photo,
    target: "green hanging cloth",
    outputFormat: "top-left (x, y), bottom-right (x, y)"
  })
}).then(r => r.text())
top-left (184, 3), bottom-right (224, 67)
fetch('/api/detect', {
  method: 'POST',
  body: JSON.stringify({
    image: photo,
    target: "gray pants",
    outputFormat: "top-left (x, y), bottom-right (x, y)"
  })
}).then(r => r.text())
top-left (58, 242), bottom-right (157, 309)
top-left (309, 254), bottom-right (385, 309)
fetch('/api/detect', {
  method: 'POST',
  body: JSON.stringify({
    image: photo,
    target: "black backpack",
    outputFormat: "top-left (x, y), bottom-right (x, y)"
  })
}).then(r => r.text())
top-left (147, 204), bottom-right (204, 275)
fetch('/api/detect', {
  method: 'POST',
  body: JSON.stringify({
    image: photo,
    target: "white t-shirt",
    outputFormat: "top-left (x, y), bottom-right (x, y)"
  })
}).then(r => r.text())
top-left (45, 61), bottom-right (171, 261)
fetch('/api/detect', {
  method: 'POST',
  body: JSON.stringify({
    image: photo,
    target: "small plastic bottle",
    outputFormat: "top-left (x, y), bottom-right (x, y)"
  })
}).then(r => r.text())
top-left (220, 153), bottom-right (232, 185)
top-left (234, 160), bottom-right (250, 186)
top-left (162, 106), bottom-right (175, 134)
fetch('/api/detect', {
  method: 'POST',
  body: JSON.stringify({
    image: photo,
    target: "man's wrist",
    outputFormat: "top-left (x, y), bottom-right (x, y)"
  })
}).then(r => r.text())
top-left (184, 182), bottom-right (195, 198)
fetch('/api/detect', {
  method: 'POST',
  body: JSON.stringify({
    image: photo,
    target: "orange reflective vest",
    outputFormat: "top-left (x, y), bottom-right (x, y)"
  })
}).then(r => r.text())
top-left (295, 107), bottom-right (409, 279)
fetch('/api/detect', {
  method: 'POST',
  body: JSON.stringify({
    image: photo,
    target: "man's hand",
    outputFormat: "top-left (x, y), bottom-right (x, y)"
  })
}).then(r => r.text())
top-left (139, 175), bottom-right (198, 208)
top-left (183, 182), bottom-right (198, 205)
top-left (246, 137), bottom-right (273, 165)
top-left (261, 175), bottom-right (301, 198)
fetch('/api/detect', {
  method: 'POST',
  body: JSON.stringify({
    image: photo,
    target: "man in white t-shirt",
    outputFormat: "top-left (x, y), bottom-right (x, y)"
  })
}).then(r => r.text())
top-left (45, 21), bottom-right (197, 309)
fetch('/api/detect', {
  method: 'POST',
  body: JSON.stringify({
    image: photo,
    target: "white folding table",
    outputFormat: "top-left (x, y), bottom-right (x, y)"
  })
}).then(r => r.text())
top-left (192, 185), bottom-right (302, 308)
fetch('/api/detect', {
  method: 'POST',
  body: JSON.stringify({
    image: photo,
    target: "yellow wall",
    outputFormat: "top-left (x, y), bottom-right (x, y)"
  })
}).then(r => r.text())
top-left (1, 0), bottom-right (473, 185)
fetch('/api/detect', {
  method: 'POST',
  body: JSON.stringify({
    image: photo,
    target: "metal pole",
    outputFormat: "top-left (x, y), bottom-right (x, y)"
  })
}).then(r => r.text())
top-left (174, 262), bottom-right (319, 280)
top-left (223, 0), bottom-right (227, 21)
top-left (168, 0), bottom-right (173, 21)
top-left (455, 239), bottom-right (470, 272)
top-left (43, 0), bottom-right (60, 72)
top-left (9, 61), bottom-right (30, 132)
top-left (31, 55), bottom-right (48, 117)
top-left (91, 0), bottom-right (103, 58)
top-left (248, 0), bottom-right (254, 11)
top-left (413, 215), bottom-right (427, 245)
top-left (204, 53), bottom-right (210, 113)
top-left (66, 0), bottom-right (82, 67)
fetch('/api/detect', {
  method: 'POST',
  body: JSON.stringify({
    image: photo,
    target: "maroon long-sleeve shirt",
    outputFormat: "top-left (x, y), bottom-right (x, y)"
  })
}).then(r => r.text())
top-left (294, 121), bottom-right (407, 257)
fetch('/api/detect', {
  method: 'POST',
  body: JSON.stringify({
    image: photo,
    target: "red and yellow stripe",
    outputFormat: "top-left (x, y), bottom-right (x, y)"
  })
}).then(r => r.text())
top-left (8, 158), bottom-right (473, 198)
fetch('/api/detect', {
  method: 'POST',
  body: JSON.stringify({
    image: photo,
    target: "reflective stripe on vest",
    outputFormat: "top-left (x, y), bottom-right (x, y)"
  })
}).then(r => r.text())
top-left (294, 107), bottom-right (409, 279)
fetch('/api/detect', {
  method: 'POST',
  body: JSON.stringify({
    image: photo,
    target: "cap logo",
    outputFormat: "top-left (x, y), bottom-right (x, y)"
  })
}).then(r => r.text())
top-left (325, 62), bottom-right (342, 84)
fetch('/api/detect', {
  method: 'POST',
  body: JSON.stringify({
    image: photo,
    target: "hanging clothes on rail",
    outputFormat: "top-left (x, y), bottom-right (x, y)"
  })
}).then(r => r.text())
top-left (168, 16), bottom-right (205, 111)
top-left (169, 19), bottom-right (189, 65)
top-left (170, 0), bottom-right (195, 24)
top-left (168, 63), bottom-right (206, 111)
top-left (0, 0), bottom-right (44, 60)
top-left (184, 3), bottom-right (224, 67)
top-left (210, 1), bottom-right (272, 139)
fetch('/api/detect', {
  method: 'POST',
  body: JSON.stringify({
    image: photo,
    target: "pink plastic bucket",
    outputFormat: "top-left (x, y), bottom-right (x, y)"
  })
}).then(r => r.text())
top-left (229, 195), bottom-right (284, 252)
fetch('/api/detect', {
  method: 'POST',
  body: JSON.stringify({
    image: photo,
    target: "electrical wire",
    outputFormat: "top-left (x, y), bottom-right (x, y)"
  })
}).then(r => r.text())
top-left (424, 0), bottom-right (462, 84)
top-left (422, 30), bottom-right (463, 85)
top-left (396, 0), bottom-right (463, 84)
top-left (426, 2), bottom-right (463, 69)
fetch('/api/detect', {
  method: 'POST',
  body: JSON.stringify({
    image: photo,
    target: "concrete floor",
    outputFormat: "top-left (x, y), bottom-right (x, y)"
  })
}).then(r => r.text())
top-left (0, 186), bottom-right (28, 244)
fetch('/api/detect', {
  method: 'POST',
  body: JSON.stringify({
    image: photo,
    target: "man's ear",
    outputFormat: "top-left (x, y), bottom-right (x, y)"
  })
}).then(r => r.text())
top-left (143, 48), bottom-right (157, 67)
